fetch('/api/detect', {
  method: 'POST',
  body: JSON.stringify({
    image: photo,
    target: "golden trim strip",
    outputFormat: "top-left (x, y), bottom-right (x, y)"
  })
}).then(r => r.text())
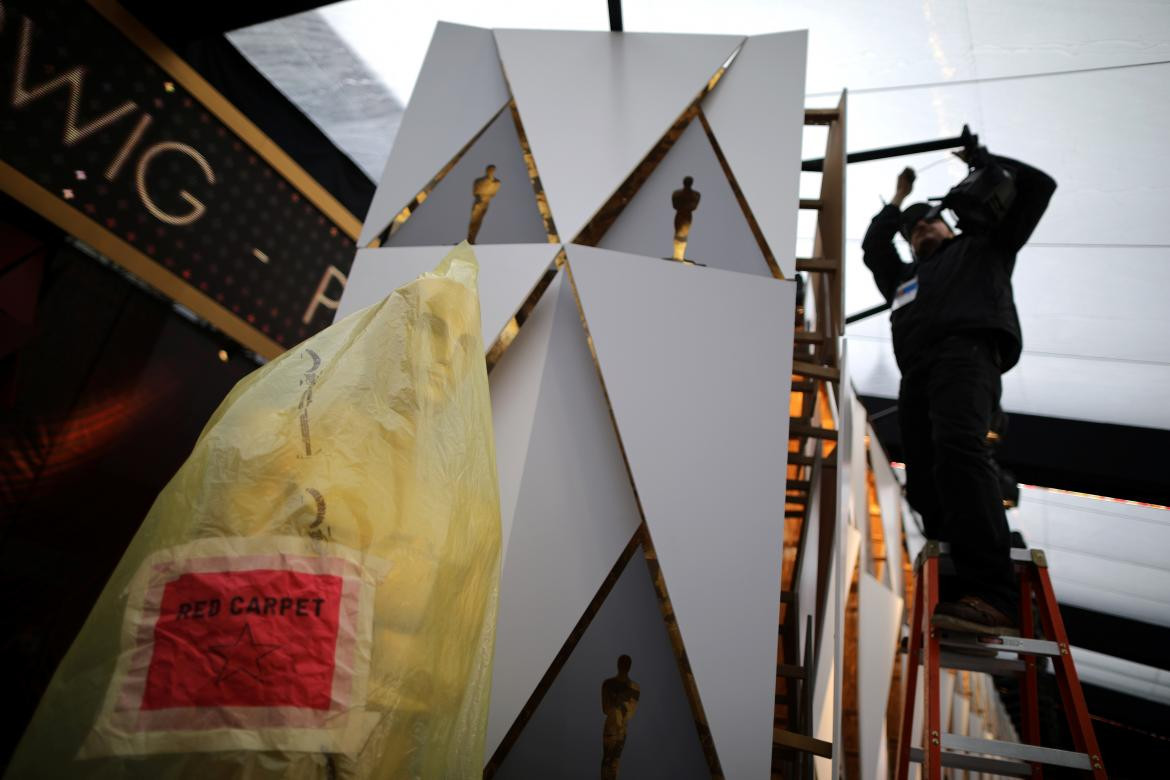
top-left (561, 257), bottom-right (725, 777)
top-left (0, 160), bottom-right (283, 359)
top-left (484, 248), bottom-right (564, 374)
top-left (87, 0), bottom-right (362, 241)
top-left (697, 107), bottom-right (784, 279)
top-left (482, 527), bottom-right (643, 777)
top-left (371, 102), bottom-right (510, 247)
top-left (508, 101), bottom-right (559, 244)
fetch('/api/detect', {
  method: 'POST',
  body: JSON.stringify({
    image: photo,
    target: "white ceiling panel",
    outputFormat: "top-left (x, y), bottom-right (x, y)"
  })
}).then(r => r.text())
top-left (846, 243), bottom-right (1170, 364)
top-left (624, 0), bottom-right (979, 94)
top-left (967, 0), bottom-right (1170, 79)
top-left (847, 332), bottom-right (1170, 430)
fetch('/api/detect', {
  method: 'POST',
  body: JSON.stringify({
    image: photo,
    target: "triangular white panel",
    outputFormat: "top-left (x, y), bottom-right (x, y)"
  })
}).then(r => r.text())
top-left (494, 545), bottom-right (709, 779)
top-left (487, 277), bottom-right (644, 758)
top-left (869, 432), bottom-right (904, 596)
top-left (597, 118), bottom-right (770, 277)
top-left (703, 31), bottom-right (807, 278)
top-left (563, 244), bottom-right (795, 778)
top-left (858, 573), bottom-right (903, 780)
top-left (359, 23), bottom-right (510, 245)
top-left (489, 275), bottom-right (561, 566)
top-left (386, 107), bottom-right (547, 247)
top-left (495, 29), bottom-right (744, 242)
top-left (334, 243), bottom-right (558, 349)
top-left (813, 523), bottom-right (860, 780)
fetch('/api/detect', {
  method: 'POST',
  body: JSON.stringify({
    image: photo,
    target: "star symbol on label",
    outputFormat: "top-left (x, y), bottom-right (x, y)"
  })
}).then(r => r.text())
top-left (208, 623), bottom-right (281, 684)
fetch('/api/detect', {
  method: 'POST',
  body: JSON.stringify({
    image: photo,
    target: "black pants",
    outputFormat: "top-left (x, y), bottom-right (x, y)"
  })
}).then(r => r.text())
top-left (898, 334), bottom-right (1016, 615)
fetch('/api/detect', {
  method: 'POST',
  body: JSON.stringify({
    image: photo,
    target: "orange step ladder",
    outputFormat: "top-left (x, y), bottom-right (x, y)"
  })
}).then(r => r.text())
top-left (896, 541), bottom-right (1108, 779)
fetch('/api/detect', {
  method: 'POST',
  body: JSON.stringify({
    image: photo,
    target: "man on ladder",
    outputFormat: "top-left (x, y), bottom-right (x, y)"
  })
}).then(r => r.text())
top-left (862, 138), bottom-right (1056, 635)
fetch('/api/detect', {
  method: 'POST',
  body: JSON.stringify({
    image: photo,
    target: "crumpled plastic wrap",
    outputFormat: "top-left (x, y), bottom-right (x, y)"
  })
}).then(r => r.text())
top-left (7, 243), bottom-right (502, 779)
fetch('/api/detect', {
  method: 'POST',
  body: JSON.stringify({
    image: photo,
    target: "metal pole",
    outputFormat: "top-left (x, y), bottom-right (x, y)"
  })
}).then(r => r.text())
top-left (803, 133), bottom-right (968, 172)
top-left (607, 0), bottom-right (623, 32)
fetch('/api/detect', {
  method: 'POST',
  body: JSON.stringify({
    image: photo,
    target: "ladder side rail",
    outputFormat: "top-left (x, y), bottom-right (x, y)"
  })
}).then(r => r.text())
top-left (1017, 565), bottom-right (1044, 779)
top-left (895, 560), bottom-right (926, 780)
top-left (921, 556), bottom-right (943, 780)
top-left (1032, 564), bottom-right (1109, 779)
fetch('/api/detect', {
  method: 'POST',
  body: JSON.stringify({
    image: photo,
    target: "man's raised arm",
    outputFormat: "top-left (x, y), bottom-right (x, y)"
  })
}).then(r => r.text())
top-left (862, 167), bottom-right (916, 302)
top-left (989, 154), bottom-right (1057, 260)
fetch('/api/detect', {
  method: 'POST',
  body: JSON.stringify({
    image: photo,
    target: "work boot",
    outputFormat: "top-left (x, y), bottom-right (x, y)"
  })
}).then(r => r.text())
top-left (931, 596), bottom-right (1019, 637)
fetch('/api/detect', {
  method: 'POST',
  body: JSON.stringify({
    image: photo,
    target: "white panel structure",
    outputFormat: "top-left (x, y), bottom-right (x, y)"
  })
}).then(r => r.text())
top-left (858, 573), bottom-right (904, 780)
top-left (563, 244), bottom-right (795, 778)
top-left (489, 276), bottom-right (562, 566)
top-left (869, 432), bottom-right (904, 596)
top-left (385, 107), bottom-right (548, 247)
top-left (494, 545), bottom-right (709, 779)
top-left (597, 118), bottom-right (770, 277)
top-left (813, 524), bottom-right (861, 780)
top-left (486, 277), bottom-right (644, 757)
top-left (335, 243), bottom-right (558, 349)
top-left (494, 29), bottom-right (744, 242)
top-left (702, 30), bottom-right (807, 278)
top-left (359, 23), bottom-right (510, 245)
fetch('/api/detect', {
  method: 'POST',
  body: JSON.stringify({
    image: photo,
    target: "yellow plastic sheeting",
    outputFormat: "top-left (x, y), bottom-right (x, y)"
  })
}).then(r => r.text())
top-left (7, 244), bottom-right (502, 778)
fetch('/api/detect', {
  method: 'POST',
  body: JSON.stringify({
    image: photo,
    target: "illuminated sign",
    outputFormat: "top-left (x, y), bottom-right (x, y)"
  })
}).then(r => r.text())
top-left (0, 0), bottom-right (360, 357)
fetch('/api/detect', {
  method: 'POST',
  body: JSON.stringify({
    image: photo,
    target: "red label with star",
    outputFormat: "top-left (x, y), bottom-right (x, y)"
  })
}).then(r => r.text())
top-left (140, 569), bottom-right (344, 711)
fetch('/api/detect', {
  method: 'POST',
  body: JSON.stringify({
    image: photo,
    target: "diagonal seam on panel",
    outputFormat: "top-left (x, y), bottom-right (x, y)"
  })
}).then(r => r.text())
top-left (485, 248), bottom-right (565, 373)
top-left (366, 101), bottom-right (510, 247)
top-left (560, 258), bottom-right (725, 778)
top-left (483, 526), bottom-right (643, 778)
top-left (572, 40), bottom-right (745, 248)
top-left (697, 107), bottom-right (784, 279)
top-left (508, 101), bottom-right (560, 244)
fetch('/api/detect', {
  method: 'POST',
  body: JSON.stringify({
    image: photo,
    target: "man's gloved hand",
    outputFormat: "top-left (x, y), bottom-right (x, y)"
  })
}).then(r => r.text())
top-left (892, 166), bottom-right (916, 208)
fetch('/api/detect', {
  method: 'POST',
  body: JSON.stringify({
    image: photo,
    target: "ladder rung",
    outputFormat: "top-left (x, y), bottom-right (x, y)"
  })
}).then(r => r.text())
top-left (938, 630), bottom-right (1062, 658)
top-left (799, 198), bottom-right (822, 210)
top-left (796, 257), bottom-right (838, 272)
top-left (804, 108), bottom-right (839, 125)
top-left (930, 541), bottom-right (1046, 567)
top-left (909, 747), bottom-right (1031, 778)
top-left (790, 419), bottom-right (838, 441)
top-left (930, 649), bottom-right (1026, 675)
top-left (787, 452), bottom-right (814, 466)
top-left (791, 379), bottom-right (817, 393)
top-left (786, 479), bottom-right (811, 491)
top-left (794, 330), bottom-right (824, 343)
top-left (785, 509), bottom-right (805, 518)
top-left (780, 591), bottom-right (795, 604)
top-left (778, 663), bottom-right (806, 680)
top-left (942, 734), bottom-right (1093, 771)
top-left (773, 728), bottom-right (833, 758)
top-left (792, 360), bottom-right (840, 381)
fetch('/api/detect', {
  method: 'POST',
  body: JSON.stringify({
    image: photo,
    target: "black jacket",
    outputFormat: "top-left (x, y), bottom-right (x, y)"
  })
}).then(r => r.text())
top-left (862, 155), bottom-right (1056, 373)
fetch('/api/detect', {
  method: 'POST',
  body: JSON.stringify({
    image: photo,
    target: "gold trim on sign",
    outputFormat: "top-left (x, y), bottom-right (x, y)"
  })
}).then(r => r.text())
top-left (0, 160), bottom-right (283, 359)
top-left (483, 527), bottom-right (643, 777)
top-left (696, 108), bottom-right (783, 279)
top-left (86, 0), bottom-right (361, 241)
top-left (484, 247), bottom-right (565, 374)
top-left (561, 256), bottom-right (725, 778)
top-left (508, 101), bottom-right (559, 243)
top-left (372, 102), bottom-right (511, 247)
top-left (572, 39), bottom-right (745, 248)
